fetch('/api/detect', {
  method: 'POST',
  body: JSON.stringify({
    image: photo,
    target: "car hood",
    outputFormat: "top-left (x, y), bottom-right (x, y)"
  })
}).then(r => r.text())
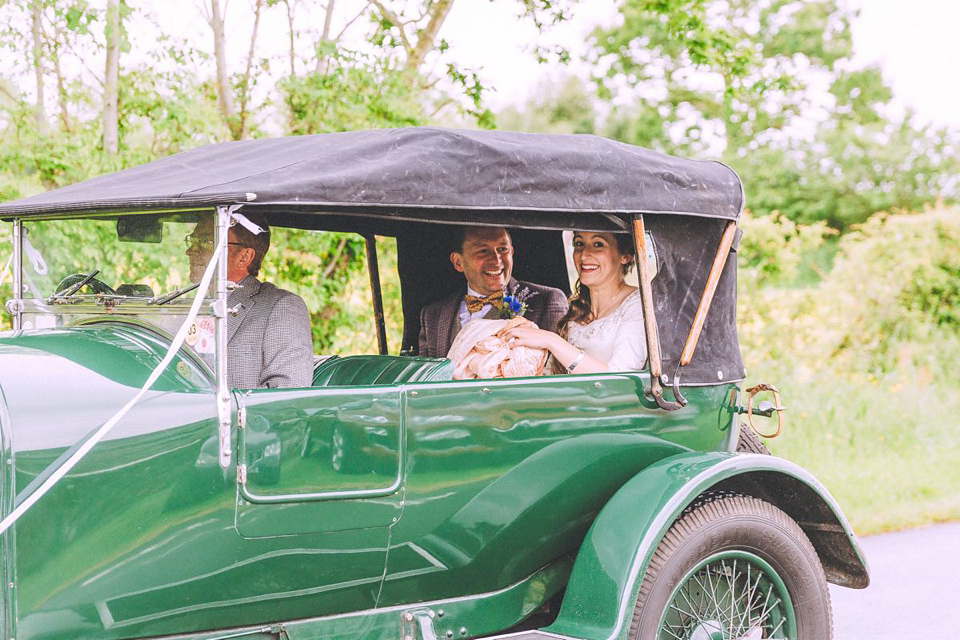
top-left (0, 324), bottom-right (214, 453)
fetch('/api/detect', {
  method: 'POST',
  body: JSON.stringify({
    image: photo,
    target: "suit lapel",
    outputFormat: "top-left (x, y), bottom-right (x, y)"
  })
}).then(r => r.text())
top-left (228, 276), bottom-right (260, 343)
top-left (438, 291), bottom-right (461, 355)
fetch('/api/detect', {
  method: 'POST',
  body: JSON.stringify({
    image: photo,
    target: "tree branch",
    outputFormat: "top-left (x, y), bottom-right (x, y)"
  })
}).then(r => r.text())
top-left (405, 0), bottom-right (454, 72)
top-left (320, 0), bottom-right (335, 41)
top-left (322, 236), bottom-right (349, 279)
top-left (429, 96), bottom-right (454, 118)
top-left (370, 0), bottom-right (412, 54)
top-left (314, 0), bottom-right (336, 75)
top-left (334, 1), bottom-right (371, 41)
top-left (237, 0), bottom-right (265, 139)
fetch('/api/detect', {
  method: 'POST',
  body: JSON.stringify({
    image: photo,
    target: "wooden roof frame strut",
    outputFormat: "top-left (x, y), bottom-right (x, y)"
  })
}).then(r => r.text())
top-left (671, 219), bottom-right (739, 403)
top-left (633, 216), bottom-right (738, 410)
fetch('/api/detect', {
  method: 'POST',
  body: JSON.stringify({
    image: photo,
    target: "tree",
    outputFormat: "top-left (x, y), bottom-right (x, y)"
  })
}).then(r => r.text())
top-left (0, 0), bottom-right (586, 347)
top-left (733, 66), bottom-right (959, 230)
top-left (207, 0), bottom-right (238, 138)
top-left (498, 75), bottom-right (597, 135)
top-left (102, 0), bottom-right (120, 155)
top-left (592, 0), bottom-right (855, 157)
top-left (589, 0), bottom-right (958, 229)
top-left (29, 0), bottom-right (49, 134)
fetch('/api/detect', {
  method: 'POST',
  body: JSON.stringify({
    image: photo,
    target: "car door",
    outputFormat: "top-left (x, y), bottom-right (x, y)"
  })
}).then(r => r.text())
top-left (233, 386), bottom-right (404, 611)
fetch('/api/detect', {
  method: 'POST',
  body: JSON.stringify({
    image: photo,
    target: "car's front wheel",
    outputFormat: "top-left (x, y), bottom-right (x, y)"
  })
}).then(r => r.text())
top-left (629, 493), bottom-right (832, 640)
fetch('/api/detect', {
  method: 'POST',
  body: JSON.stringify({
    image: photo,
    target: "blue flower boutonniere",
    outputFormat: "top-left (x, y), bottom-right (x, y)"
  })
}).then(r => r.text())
top-left (499, 286), bottom-right (538, 319)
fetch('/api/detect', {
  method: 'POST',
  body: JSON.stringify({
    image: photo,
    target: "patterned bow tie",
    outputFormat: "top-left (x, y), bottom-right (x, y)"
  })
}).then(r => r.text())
top-left (464, 291), bottom-right (504, 313)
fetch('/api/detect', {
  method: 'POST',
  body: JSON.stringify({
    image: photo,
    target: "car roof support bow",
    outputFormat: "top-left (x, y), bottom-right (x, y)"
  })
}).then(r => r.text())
top-left (633, 215), bottom-right (682, 411)
top-left (364, 234), bottom-right (389, 355)
top-left (671, 219), bottom-right (739, 403)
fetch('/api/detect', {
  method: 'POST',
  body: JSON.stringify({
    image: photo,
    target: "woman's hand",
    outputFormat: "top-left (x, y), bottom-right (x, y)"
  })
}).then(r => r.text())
top-left (502, 324), bottom-right (562, 351)
top-left (502, 323), bottom-right (609, 375)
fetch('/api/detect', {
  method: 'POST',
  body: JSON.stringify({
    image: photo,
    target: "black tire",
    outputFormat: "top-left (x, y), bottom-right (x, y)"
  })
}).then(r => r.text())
top-left (629, 494), bottom-right (832, 640)
top-left (737, 426), bottom-right (771, 454)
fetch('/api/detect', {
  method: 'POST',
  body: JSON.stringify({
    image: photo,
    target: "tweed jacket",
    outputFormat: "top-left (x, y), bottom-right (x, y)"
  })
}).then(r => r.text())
top-left (227, 276), bottom-right (313, 389)
top-left (418, 278), bottom-right (568, 358)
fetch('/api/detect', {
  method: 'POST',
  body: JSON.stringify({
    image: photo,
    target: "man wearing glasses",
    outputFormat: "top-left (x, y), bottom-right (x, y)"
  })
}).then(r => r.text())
top-left (185, 212), bottom-right (313, 389)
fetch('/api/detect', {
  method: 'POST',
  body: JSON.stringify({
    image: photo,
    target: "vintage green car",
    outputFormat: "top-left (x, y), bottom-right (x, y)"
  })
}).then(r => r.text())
top-left (0, 128), bottom-right (867, 640)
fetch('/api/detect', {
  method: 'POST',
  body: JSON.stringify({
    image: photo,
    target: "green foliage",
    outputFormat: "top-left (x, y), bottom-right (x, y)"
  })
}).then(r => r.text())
top-left (739, 208), bottom-right (960, 532)
top-left (260, 229), bottom-right (368, 351)
top-left (0, 107), bottom-right (104, 189)
top-left (906, 261), bottom-right (960, 330)
top-left (498, 76), bottom-right (597, 134)
top-left (117, 67), bottom-right (228, 158)
top-left (282, 48), bottom-right (424, 134)
top-left (593, 0), bottom-right (853, 154)
top-left (736, 210), bottom-right (835, 287)
top-left (585, 0), bottom-right (959, 230)
top-left (730, 112), bottom-right (959, 232)
top-left (330, 236), bottom-right (405, 355)
top-left (444, 64), bottom-right (495, 130)
top-left (742, 208), bottom-right (960, 375)
top-left (899, 219), bottom-right (960, 331)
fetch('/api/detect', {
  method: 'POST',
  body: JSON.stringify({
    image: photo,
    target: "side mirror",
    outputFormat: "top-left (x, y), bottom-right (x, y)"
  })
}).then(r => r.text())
top-left (117, 215), bottom-right (163, 243)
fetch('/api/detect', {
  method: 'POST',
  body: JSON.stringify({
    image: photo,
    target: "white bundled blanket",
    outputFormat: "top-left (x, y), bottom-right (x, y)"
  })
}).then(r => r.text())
top-left (448, 317), bottom-right (549, 379)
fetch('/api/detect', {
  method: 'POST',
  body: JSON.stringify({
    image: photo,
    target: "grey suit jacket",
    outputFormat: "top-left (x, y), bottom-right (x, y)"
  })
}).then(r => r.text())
top-left (227, 276), bottom-right (313, 389)
top-left (418, 278), bottom-right (568, 358)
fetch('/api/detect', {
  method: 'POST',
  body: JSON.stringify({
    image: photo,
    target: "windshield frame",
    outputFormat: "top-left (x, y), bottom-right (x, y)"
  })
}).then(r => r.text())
top-left (9, 217), bottom-right (22, 331)
top-left (6, 209), bottom-right (230, 387)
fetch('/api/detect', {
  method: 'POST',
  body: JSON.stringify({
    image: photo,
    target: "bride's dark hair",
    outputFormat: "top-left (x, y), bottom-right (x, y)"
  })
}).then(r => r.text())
top-left (552, 233), bottom-right (635, 373)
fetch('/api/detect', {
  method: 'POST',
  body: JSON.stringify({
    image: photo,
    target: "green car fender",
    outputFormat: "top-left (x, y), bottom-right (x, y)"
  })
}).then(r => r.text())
top-left (545, 451), bottom-right (869, 640)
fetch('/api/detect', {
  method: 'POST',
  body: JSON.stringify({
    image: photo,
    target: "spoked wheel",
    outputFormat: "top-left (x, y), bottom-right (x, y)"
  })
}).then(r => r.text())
top-left (630, 494), bottom-right (831, 640)
top-left (658, 551), bottom-right (794, 639)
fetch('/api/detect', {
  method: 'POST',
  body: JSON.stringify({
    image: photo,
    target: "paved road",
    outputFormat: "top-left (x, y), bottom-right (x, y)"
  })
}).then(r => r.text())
top-left (830, 520), bottom-right (960, 639)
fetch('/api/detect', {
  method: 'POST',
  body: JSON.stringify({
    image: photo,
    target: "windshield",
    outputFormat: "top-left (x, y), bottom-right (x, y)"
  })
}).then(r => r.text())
top-left (15, 213), bottom-right (216, 342)
top-left (22, 214), bottom-right (202, 299)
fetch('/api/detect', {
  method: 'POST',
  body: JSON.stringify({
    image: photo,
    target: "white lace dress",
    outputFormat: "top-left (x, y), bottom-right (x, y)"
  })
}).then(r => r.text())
top-left (567, 290), bottom-right (647, 371)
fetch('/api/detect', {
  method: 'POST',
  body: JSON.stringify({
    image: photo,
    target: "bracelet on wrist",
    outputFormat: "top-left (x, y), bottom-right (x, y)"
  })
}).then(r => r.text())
top-left (567, 348), bottom-right (586, 372)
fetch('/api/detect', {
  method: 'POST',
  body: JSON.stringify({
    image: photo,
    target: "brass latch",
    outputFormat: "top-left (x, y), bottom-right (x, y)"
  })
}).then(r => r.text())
top-left (744, 383), bottom-right (786, 438)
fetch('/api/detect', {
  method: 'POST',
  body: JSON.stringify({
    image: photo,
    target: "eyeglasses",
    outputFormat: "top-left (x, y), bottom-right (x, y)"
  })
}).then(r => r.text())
top-left (184, 234), bottom-right (213, 250)
top-left (184, 234), bottom-right (250, 250)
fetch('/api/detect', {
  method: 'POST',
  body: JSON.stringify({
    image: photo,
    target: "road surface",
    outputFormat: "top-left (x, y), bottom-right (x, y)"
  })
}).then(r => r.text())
top-left (830, 520), bottom-right (960, 639)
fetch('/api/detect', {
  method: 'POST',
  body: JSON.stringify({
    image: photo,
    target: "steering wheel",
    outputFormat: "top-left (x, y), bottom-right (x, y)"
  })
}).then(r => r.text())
top-left (55, 273), bottom-right (117, 296)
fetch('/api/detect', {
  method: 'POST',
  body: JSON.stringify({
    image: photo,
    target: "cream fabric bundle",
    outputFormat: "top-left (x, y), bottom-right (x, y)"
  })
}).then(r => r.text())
top-left (448, 317), bottom-right (548, 379)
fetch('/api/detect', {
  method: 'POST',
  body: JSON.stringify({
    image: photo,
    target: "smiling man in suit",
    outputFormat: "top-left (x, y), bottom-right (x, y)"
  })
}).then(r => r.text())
top-left (186, 213), bottom-right (313, 388)
top-left (418, 226), bottom-right (568, 358)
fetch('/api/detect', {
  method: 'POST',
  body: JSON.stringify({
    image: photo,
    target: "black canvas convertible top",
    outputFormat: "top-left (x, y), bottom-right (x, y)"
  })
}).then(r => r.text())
top-left (2, 127), bottom-right (747, 386)
top-left (0, 127), bottom-right (743, 223)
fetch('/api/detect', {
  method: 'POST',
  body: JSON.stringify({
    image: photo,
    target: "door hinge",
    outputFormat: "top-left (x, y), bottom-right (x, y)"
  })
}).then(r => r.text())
top-left (237, 405), bottom-right (247, 429)
top-left (402, 609), bottom-right (439, 640)
top-left (238, 463), bottom-right (247, 485)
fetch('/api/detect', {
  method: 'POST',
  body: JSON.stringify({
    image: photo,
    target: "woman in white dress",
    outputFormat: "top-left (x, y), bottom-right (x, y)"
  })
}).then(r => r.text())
top-left (503, 231), bottom-right (647, 373)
